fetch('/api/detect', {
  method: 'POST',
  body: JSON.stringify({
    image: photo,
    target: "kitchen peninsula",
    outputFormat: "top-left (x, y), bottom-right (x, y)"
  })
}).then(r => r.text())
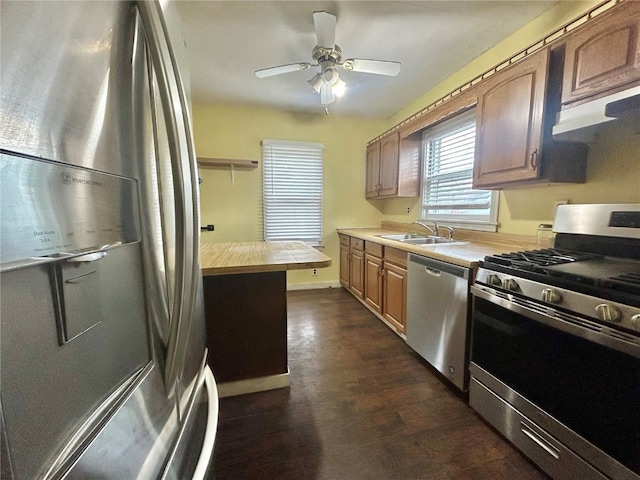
top-left (201, 241), bottom-right (331, 397)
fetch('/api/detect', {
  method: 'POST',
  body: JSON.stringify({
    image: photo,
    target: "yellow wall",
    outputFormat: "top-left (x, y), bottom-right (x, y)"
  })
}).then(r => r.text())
top-left (193, 0), bottom-right (640, 287)
top-left (380, 0), bottom-right (639, 234)
top-left (382, 121), bottom-right (640, 231)
top-left (385, 1), bottom-right (601, 128)
top-left (193, 103), bottom-right (386, 286)
top-left (499, 122), bottom-right (640, 232)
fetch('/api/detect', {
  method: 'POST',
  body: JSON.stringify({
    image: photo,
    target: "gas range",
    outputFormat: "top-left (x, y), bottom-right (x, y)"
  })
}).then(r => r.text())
top-left (476, 204), bottom-right (640, 336)
top-left (469, 204), bottom-right (640, 480)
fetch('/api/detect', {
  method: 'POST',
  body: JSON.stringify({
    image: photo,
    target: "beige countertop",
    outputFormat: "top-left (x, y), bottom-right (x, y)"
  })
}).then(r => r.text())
top-left (201, 241), bottom-right (332, 276)
top-left (337, 227), bottom-right (535, 268)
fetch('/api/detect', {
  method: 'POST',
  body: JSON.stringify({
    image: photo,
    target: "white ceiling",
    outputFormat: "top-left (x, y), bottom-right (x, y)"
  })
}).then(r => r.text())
top-left (176, 1), bottom-right (563, 118)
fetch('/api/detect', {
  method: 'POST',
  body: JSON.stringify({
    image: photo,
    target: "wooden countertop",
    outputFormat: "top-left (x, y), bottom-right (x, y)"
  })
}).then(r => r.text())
top-left (337, 227), bottom-right (536, 268)
top-left (201, 241), bottom-right (332, 276)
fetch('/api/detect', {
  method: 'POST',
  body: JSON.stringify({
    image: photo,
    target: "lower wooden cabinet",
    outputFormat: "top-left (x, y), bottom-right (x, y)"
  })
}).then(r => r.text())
top-left (340, 233), bottom-right (365, 298)
top-left (382, 246), bottom-right (408, 334)
top-left (339, 244), bottom-right (350, 287)
top-left (349, 247), bottom-right (365, 298)
top-left (339, 234), bottom-right (408, 335)
top-left (364, 247), bottom-right (384, 314)
top-left (383, 261), bottom-right (407, 334)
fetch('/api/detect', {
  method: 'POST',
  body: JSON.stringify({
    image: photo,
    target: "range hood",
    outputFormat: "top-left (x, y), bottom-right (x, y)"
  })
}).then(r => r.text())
top-left (552, 85), bottom-right (640, 143)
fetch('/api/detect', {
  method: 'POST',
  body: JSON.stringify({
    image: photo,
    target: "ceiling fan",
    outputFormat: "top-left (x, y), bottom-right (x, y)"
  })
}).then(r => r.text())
top-left (254, 11), bottom-right (402, 112)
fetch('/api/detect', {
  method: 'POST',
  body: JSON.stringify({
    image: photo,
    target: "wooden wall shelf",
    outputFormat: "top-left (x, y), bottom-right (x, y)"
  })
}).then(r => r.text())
top-left (197, 157), bottom-right (258, 169)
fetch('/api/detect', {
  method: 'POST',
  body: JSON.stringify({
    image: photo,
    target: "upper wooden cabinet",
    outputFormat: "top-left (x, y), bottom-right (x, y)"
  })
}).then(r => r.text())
top-left (474, 48), bottom-right (548, 187)
top-left (366, 132), bottom-right (420, 199)
top-left (365, 141), bottom-right (381, 198)
top-left (561, 2), bottom-right (640, 106)
top-left (473, 47), bottom-right (588, 189)
top-left (379, 134), bottom-right (400, 197)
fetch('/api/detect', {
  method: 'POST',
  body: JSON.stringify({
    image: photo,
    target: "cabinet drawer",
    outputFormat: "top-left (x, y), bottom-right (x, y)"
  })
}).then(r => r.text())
top-left (365, 241), bottom-right (383, 257)
top-left (351, 237), bottom-right (364, 251)
top-left (384, 247), bottom-right (407, 268)
top-left (470, 378), bottom-right (608, 480)
top-left (339, 234), bottom-right (350, 247)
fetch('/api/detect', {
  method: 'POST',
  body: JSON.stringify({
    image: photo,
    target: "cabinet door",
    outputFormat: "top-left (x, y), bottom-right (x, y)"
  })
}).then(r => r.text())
top-left (379, 133), bottom-right (399, 197)
top-left (364, 254), bottom-right (383, 313)
top-left (365, 142), bottom-right (381, 198)
top-left (349, 249), bottom-right (365, 298)
top-left (383, 262), bottom-right (407, 334)
top-left (562, 3), bottom-right (640, 105)
top-left (473, 48), bottom-right (549, 188)
top-left (339, 244), bottom-right (350, 288)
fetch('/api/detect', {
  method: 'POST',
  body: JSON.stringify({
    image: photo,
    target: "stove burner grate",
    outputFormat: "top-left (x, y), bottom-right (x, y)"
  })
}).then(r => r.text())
top-left (485, 249), bottom-right (602, 271)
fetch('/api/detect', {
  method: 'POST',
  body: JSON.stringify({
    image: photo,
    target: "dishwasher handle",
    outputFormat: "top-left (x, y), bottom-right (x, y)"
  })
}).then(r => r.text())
top-left (424, 266), bottom-right (441, 277)
top-left (409, 253), bottom-right (469, 280)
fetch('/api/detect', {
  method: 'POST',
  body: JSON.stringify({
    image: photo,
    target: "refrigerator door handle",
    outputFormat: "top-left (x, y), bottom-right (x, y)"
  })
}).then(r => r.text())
top-left (137, 1), bottom-right (200, 399)
top-left (192, 365), bottom-right (219, 480)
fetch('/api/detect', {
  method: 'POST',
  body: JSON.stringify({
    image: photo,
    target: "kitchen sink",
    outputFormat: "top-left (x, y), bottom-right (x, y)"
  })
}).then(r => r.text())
top-left (377, 233), bottom-right (430, 241)
top-left (401, 237), bottom-right (468, 246)
top-left (377, 233), bottom-right (468, 246)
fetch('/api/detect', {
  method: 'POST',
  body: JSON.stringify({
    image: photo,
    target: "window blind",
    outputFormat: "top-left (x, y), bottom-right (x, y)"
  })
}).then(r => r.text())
top-left (421, 109), bottom-right (496, 224)
top-left (262, 140), bottom-right (324, 246)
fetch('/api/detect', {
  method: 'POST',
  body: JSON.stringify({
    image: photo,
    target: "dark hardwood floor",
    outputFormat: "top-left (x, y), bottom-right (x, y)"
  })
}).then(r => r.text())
top-left (210, 288), bottom-right (548, 480)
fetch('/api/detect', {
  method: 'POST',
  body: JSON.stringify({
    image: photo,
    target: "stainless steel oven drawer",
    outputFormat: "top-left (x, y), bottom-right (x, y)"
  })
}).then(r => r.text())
top-left (470, 376), bottom-right (608, 480)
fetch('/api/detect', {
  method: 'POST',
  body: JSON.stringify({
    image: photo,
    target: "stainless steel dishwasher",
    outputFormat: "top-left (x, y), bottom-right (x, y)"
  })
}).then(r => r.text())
top-left (406, 253), bottom-right (472, 391)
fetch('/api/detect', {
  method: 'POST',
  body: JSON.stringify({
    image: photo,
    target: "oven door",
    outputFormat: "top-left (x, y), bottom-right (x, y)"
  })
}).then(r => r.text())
top-left (470, 285), bottom-right (640, 480)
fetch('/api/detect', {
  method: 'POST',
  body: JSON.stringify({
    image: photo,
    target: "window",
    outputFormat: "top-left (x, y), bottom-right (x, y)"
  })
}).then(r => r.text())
top-left (420, 109), bottom-right (498, 231)
top-left (262, 140), bottom-right (324, 246)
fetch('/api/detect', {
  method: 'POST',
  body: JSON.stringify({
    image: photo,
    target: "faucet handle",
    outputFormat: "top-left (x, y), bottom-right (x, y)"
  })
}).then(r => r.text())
top-left (442, 226), bottom-right (454, 240)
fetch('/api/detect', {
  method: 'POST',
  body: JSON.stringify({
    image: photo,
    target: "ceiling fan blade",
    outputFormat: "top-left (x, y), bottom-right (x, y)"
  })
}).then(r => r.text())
top-left (255, 63), bottom-right (310, 78)
top-left (320, 83), bottom-right (335, 105)
top-left (313, 11), bottom-right (336, 49)
top-left (342, 59), bottom-right (402, 76)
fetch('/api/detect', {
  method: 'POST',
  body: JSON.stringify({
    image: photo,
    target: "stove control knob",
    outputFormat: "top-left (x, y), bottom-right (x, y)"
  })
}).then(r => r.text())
top-left (486, 274), bottom-right (502, 287)
top-left (595, 304), bottom-right (621, 323)
top-left (541, 288), bottom-right (562, 304)
top-left (631, 314), bottom-right (640, 332)
top-left (503, 278), bottom-right (519, 292)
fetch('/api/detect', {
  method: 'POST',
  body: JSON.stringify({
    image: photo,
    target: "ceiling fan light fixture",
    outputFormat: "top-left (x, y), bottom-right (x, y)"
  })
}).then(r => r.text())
top-left (321, 65), bottom-right (339, 86)
top-left (308, 73), bottom-right (323, 93)
top-left (332, 77), bottom-right (346, 97)
top-left (320, 83), bottom-right (335, 106)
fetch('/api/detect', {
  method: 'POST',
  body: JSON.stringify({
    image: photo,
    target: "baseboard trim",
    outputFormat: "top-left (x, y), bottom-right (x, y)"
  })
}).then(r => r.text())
top-left (216, 371), bottom-right (290, 398)
top-left (287, 281), bottom-right (341, 291)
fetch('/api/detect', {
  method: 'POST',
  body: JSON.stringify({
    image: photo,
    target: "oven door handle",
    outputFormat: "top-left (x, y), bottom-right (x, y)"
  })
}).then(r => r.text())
top-left (470, 285), bottom-right (640, 359)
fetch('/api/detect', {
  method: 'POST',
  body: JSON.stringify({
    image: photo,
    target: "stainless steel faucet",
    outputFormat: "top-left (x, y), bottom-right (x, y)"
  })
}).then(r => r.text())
top-left (442, 226), bottom-right (454, 240)
top-left (412, 220), bottom-right (438, 235)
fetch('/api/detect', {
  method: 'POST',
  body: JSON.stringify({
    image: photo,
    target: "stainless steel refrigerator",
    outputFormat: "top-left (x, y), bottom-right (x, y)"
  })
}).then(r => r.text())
top-left (0, 2), bottom-right (218, 479)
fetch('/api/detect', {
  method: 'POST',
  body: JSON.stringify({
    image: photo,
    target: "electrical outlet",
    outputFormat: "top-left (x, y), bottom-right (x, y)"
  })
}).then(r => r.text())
top-left (406, 206), bottom-right (411, 214)
top-left (312, 268), bottom-right (318, 276)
